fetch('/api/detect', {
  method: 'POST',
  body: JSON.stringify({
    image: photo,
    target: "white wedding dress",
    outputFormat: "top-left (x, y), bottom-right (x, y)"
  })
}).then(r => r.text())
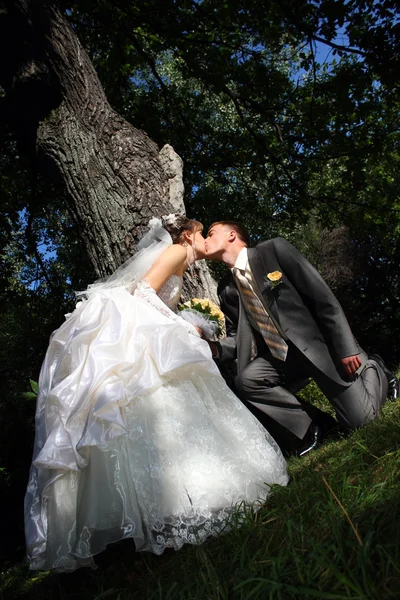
top-left (25, 275), bottom-right (288, 572)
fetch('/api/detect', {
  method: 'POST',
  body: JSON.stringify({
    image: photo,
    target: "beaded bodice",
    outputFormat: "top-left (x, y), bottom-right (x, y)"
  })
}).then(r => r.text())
top-left (157, 275), bottom-right (183, 310)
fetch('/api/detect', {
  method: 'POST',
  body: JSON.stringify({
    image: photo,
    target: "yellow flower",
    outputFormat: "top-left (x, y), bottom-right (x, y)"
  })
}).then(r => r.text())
top-left (179, 297), bottom-right (225, 337)
top-left (267, 271), bottom-right (282, 282)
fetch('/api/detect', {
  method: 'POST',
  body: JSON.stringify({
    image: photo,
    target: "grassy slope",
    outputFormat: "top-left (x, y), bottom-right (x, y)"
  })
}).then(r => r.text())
top-left (1, 399), bottom-right (399, 600)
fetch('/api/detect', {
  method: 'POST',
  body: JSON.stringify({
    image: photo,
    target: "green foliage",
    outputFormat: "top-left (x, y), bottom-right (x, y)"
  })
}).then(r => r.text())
top-left (63, 0), bottom-right (399, 224)
top-left (298, 378), bottom-right (336, 418)
top-left (21, 381), bottom-right (38, 401)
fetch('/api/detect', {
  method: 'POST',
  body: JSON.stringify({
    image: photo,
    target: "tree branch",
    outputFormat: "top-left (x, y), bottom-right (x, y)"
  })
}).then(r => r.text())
top-left (311, 35), bottom-right (369, 58)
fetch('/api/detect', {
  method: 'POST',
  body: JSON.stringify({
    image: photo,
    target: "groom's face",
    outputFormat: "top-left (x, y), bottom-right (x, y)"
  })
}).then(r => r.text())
top-left (205, 224), bottom-right (230, 259)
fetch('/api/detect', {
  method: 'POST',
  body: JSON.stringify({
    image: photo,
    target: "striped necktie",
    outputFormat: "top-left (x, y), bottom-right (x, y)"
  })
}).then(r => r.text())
top-left (233, 267), bottom-right (288, 361)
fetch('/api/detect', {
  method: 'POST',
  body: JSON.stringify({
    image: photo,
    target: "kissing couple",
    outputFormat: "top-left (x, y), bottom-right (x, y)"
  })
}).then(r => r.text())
top-left (24, 214), bottom-right (397, 572)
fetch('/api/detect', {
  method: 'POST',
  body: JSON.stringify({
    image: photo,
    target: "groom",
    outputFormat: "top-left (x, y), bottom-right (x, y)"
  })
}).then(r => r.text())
top-left (205, 221), bottom-right (398, 456)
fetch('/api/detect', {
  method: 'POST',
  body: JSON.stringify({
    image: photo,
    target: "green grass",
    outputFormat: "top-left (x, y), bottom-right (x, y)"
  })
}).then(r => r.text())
top-left (1, 400), bottom-right (400, 600)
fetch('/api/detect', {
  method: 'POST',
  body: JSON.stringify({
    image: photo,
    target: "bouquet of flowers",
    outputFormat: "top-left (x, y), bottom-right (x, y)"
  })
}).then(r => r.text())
top-left (179, 298), bottom-right (225, 339)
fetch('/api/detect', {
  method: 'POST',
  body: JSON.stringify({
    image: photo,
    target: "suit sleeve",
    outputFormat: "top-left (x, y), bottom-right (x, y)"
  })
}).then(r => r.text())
top-left (271, 237), bottom-right (359, 359)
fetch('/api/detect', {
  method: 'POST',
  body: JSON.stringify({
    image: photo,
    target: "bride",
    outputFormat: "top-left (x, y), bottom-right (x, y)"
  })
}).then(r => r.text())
top-left (24, 214), bottom-right (288, 572)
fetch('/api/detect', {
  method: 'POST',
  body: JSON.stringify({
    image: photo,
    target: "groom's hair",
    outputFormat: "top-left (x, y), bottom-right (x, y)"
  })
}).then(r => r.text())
top-left (208, 221), bottom-right (251, 246)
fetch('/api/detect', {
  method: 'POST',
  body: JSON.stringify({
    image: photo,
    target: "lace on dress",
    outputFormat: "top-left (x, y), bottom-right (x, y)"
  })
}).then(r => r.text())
top-left (135, 278), bottom-right (200, 337)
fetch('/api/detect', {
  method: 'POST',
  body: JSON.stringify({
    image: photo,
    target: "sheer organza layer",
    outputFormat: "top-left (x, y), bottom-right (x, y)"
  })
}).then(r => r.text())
top-left (25, 288), bottom-right (288, 572)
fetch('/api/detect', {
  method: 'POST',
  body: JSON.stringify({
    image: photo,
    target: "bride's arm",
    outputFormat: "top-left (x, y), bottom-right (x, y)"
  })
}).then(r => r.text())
top-left (134, 246), bottom-right (201, 337)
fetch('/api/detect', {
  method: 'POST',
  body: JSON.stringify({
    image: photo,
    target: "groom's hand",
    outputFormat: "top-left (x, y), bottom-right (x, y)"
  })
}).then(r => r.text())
top-left (340, 354), bottom-right (362, 378)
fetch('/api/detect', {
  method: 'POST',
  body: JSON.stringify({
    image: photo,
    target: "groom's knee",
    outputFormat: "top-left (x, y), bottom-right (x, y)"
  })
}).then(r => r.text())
top-left (235, 364), bottom-right (275, 396)
top-left (331, 376), bottom-right (381, 430)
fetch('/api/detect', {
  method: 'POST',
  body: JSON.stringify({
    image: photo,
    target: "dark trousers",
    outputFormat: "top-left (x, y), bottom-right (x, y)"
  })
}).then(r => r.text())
top-left (234, 341), bottom-right (388, 448)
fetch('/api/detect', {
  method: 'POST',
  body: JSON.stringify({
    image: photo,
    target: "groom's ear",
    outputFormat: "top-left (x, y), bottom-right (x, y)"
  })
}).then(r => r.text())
top-left (228, 229), bottom-right (237, 242)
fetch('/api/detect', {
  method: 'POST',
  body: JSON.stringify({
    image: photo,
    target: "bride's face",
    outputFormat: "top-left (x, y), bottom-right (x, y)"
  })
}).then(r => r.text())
top-left (184, 230), bottom-right (206, 261)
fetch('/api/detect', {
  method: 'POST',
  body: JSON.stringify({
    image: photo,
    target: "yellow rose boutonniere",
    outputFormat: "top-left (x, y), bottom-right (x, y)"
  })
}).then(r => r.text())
top-left (265, 271), bottom-right (283, 290)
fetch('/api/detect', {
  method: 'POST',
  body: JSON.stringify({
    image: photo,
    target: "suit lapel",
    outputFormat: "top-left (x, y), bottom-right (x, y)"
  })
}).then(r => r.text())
top-left (247, 247), bottom-right (280, 322)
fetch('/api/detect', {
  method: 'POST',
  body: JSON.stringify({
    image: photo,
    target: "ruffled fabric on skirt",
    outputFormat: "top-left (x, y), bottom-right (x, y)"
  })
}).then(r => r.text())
top-left (25, 288), bottom-right (288, 572)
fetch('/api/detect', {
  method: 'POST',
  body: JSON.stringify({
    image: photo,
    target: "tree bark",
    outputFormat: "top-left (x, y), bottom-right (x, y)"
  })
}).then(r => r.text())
top-left (0, 0), bottom-right (217, 301)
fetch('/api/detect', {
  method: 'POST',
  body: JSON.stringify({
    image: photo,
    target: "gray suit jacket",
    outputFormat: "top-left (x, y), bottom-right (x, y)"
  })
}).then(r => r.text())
top-left (218, 237), bottom-right (360, 386)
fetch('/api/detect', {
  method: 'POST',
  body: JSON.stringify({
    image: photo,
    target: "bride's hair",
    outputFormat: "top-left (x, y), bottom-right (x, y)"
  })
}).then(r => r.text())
top-left (161, 215), bottom-right (203, 244)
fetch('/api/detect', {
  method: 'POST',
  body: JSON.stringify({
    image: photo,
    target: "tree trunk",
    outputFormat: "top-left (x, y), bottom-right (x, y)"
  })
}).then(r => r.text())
top-left (0, 0), bottom-right (217, 301)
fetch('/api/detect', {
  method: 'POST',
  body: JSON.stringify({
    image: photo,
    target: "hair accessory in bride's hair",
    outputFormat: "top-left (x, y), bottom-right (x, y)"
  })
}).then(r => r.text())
top-left (148, 217), bottom-right (163, 229)
top-left (139, 216), bottom-right (172, 250)
top-left (162, 213), bottom-right (180, 227)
